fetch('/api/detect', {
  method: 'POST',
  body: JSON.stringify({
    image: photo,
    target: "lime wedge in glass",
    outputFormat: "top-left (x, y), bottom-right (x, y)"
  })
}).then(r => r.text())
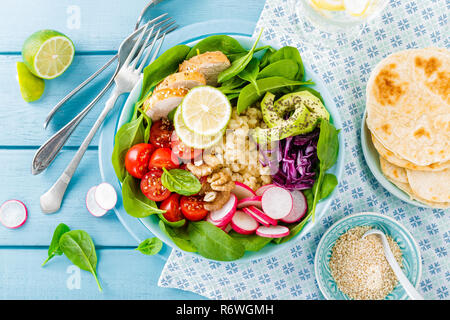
top-left (22, 30), bottom-right (75, 80)
top-left (16, 62), bottom-right (45, 102)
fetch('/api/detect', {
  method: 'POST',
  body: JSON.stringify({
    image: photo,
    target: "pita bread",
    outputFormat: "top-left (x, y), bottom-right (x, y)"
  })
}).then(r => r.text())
top-left (366, 47), bottom-right (450, 166)
top-left (371, 134), bottom-right (450, 171)
top-left (379, 156), bottom-right (408, 184)
top-left (406, 168), bottom-right (450, 203)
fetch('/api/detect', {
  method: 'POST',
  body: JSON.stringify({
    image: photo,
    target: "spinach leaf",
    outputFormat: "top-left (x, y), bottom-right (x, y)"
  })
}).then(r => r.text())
top-left (159, 221), bottom-right (197, 252)
top-left (229, 231), bottom-right (272, 251)
top-left (268, 46), bottom-right (305, 80)
top-left (161, 168), bottom-right (202, 196)
top-left (158, 214), bottom-right (186, 228)
top-left (236, 77), bottom-right (314, 114)
top-left (186, 35), bottom-right (246, 59)
top-left (259, 46), bottom-right (276, 68)
top-left (238, 58), bottom-right (260, 95)
top-left (217, 29), bottom-right (263, 83)
top-left (111, 115), bottom-right (145, 182)
top-left (135, 237), bottom-right (163, 255)
top-left (314, 173), bottom-right (338, 200)
top-left (42, 223), bottom-right (70, 267)
top-left (140, 45), bottom-right (190, 99)
top-left (122, 175), bottom-right (165, 218)
top-left (257, 59), bottom-right (299, 80)
top-left (188, 221), bottom-right (245, 261)
top-left (59, 230), bottom-right (102, 291)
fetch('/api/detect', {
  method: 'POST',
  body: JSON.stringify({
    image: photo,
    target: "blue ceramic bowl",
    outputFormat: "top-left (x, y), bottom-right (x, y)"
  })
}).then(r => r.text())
top-left (315, 212), bottom-right (422, 300)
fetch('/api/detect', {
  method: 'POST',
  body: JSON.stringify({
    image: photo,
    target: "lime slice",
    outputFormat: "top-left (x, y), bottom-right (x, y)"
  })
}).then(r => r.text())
top-left (181, 86), bottom-right (231, 136)
top-left (174, 107), bottom-right (225, 149)
top-left (310, 0), bottom-right (345, 11)
top-left (22, 30), bottom-right (75, 79)
top-left (343, 0), bottom-right (371, 16)
top-left (16, 62), bottom-right (45, 102)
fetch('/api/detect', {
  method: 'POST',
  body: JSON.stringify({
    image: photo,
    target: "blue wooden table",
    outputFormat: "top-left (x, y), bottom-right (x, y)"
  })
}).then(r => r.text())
top-left (0, 0), bottom-right (265, 299)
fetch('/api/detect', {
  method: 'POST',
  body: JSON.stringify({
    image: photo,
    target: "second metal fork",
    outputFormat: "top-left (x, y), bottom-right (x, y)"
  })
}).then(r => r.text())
top-left (39, 23), bottom-right (166, 214)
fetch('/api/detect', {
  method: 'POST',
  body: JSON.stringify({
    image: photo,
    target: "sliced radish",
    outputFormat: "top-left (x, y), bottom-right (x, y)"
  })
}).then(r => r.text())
top-left (94, 182), bottom-right (117, 210)
top-left (237, 196), bottom-right (262, 209)
top-left (242, 206), bottom-right (277, 227)
top-left (209, 194), bottom-right (237, 226)
top-left (232, 182), bottom-right (256, 200)
top-left (0, 200), bottom-right (27, 229)
top-left (281, 190), bottom-right (307, 223)
top-left (261, 186), bottom-right (293, 220)
top-left (255, 184), bottom-right (277, 197)
top-left (231, 210), bottom-right (259, 235)
top-left (86, 186), bottom-right (108, 217)
top-left (256, 225), bottom-right (290, 238)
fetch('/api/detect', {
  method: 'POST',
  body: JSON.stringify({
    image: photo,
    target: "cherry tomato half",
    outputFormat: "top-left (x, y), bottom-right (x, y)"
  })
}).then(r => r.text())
top-left (150, 119), bottom-right (173, 148)
top-left (125, 143), bottom-right (155, 179)
top-left (180, 196), bottom-right (209, 221)
top-left (140, 168), bottom-right (171, 202)
top-left (160, 193), bottom-right (184, 223)
top-left (149, 148), bottom-right (179, 170)
top-left (171, 132), bottom-right (203, 161)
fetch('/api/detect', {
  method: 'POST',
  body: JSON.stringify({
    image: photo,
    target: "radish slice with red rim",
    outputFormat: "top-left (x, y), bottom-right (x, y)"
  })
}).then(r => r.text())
top-left (0, 200), bottom-right (27, 229)
top-left (236, 196), bottom-right (262, 209)
top-left (255, 184), bottom-right (277, 197)
top-left (94, 183), bottom-right (117, 210)
top-left (242, 206), bottom-right (276, 227)
top-left (232, 182), bottom-right (256, 200)
top-left (86, 186), bottom-right (108, 217)
top-left (281, 190), bottom-right (307, 223)
top-left (256, 225), bottom-right (290, 238)
top-left (209, 194), bottom-right (237, 226)
top-left (231, 210), bottom-right (259, 235)
top-left (261, 186), bottom-right (293, 220)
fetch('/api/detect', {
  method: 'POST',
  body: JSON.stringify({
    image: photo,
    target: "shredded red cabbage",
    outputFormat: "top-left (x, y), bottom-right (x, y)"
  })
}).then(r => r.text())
top-left (259, 130), bottom-right (319, 190)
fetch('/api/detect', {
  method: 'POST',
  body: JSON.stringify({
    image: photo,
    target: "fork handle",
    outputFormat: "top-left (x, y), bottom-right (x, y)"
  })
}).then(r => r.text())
top-left (40, 88), bottom-right (122, 214)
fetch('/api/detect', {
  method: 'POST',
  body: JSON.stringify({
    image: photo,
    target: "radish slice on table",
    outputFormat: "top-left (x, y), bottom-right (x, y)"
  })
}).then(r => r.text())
top-left (256, 225), bottom-right (290, 238)
top-left (86, 186), bottom-right (108, 217)
top-left (231, 210), bottom-right (259, 235)
top-left (94, 183), bottom-right (117, 210)
top-left (255, 184), bottom-right (277, 197)
top-left (236, 196), bottom-right (262, 209)
top-left (281, 190), bottom-right (307, 223)
top-left (261, 186), bottom-right (293, 220)
top-left (242, 206), bottom-right (277, 227)
top-left (232, 182), bottom-right (256, 200)
top-left (0, 200), bottom-right (27, 229)
top-left (209, 194), bottom-right (237, 226)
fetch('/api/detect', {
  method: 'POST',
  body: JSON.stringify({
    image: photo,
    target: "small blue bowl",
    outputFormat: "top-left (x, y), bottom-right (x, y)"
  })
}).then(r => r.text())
top-left (315, 212), bottom-right (422, 300)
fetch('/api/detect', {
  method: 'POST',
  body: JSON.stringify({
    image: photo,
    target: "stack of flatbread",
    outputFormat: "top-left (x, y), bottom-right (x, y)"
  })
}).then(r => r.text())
top-left (366, 47), bottom-right (450, 209)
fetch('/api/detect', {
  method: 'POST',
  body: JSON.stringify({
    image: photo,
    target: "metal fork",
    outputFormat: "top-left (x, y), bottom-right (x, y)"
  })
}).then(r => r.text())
top-left (40, 23), bottom-right (166, 214)
top-left (31, 17), bottom-right (176, 175)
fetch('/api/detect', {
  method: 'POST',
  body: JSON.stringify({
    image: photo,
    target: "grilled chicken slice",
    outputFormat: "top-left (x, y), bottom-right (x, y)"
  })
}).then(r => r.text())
top-left (179, 51), bottom-right (231, 86)
top-left (155, 71), bottom-right (206, 91)
top-left (143, 88), bottom-right (188, 121)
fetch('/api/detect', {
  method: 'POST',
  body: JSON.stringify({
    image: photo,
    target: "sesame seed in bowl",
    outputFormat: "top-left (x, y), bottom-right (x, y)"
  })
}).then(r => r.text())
top-left (314, 212), bottom-right (422, 300)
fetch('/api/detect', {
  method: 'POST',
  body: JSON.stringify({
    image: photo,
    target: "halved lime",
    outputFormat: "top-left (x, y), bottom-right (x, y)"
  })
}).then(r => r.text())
top-left (16, 62), bottom-right (45, 102)
top-left (174, 106), bottom-right (225, 149)
top-left (22, 30), bottom-right (75, 79)
top-left (181, 86), bottom-right (231, 136)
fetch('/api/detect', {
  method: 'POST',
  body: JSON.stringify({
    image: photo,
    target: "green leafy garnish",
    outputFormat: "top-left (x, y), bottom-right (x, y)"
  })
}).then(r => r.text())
top-left (161, 168), bottom-right (202, 196)
top-left (41, 223), bottom-right (70, 267)
top-left (122, 175), bottom-right (165, 218)
top-left (135, 237), bottom-right (163, 256)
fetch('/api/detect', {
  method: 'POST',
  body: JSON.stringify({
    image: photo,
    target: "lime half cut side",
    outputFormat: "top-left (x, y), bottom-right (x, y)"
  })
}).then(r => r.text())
top-left (16, 62), bottom-right (45, 102)
top-left (181, 86), bottom-right (231, 136)
top-left (22, 30), bottom-right (75, 80)
top-left (174, 106), bottom-right (225, 149)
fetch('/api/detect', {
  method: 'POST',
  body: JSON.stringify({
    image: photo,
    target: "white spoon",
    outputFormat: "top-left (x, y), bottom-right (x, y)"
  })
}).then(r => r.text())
top-left (362, 229), bottom-right (424, 300)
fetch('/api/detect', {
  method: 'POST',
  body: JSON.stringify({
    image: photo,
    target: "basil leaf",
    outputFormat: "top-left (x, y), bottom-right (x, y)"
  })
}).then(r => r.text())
top-left (122, 175), bottom-right (165, 218)
top-left (229, 231), bottom-right (272, 251)
top-left (159, 221), bottom-right (197, 252)
top-left (42, 223), bottom-right (71, 267)
top-left (238, 58), bottom-right (260, 95)
top-left (111, 115), bottom-right (145, 182)
top-left (188, 221), bottom-right (245, 261)
top-left (135, 237), bottom-right (163, 256)
top-left (59, 230), bottom-right (102, 291)
top-left (161, 168), bottom-right (202, 196)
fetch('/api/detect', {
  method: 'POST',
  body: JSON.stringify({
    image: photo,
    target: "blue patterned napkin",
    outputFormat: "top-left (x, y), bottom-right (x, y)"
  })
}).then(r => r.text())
top-left (158, 0), bottom-right (450, 299)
